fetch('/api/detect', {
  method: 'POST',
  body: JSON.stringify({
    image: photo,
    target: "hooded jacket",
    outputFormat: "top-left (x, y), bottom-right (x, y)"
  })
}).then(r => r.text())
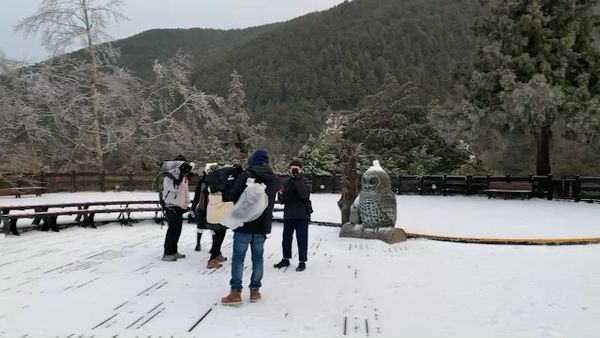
top-left (224, 164), bottom-right (280, 235)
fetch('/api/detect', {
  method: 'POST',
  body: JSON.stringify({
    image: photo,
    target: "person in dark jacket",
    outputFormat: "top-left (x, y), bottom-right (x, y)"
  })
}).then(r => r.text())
top-left (191, 163), bottom-right (229, 269)
top-left (274, 160), bottom-right (312, 271)
top-left (221, 149), bottom-right (280, 305)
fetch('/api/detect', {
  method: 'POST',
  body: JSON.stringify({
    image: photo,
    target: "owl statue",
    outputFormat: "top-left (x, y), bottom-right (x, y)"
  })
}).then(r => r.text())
top-left (350, 160), bottom-right (397, 228)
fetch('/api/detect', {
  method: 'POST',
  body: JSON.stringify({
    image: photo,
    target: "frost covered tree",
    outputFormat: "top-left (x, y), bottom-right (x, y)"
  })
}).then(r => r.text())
top-left (137, 52), bottom-right (218, 166)
top-left (458, 0), bottom-right (600, 175)
top-left (16, 0), bottom-right (127, 170)
top-left (204, 71), bottom-right (266, 164)
top-left (11, 53), bottom-right (144, 169)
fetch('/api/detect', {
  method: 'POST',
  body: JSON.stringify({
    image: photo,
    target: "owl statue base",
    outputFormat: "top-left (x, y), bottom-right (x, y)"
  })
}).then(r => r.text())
top-left (339, 223), bottom-right (407, 245)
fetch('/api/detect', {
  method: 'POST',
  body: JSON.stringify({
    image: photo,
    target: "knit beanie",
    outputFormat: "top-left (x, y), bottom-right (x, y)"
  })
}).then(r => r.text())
top-left (248, 149), bottom-right (269, 166)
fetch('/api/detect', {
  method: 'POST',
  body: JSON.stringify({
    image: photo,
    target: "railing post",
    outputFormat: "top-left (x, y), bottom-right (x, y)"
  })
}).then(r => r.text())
top-left (100, 171), bottom-right (106, 192)
top-left (419, 176), bottom-right (424, 195)
top-left (466, 175), bottom-right (472, 195)
top-left (128, 171), bottom-right (134, 192)
top-left (71, 171), bottom-right (77, 192)
top-left (397, 175), bottom-right (402, 195)
top-left (442, 175), bottom-right (447, 196)
top-left (40, 171), bottom-right (47, 193)
top-left (547, 175), bottom-right (553, 200)
top-left (575, 175), bottom-right (581, 202)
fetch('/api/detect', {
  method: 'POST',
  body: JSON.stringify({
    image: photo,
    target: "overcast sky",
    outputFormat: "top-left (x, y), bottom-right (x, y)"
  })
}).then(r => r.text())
top-left (0, 0), bottom-right (346, 62)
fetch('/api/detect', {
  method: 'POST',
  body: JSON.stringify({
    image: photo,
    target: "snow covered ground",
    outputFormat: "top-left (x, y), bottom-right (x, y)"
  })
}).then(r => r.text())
top-left (1, 222), bottom-right (600, 338)
top-left (1, 192), bottom-right (599, 337)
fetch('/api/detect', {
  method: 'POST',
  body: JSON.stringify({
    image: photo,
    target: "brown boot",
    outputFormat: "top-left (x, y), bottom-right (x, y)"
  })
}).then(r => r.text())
top-left (221, 290), bottom-right (242, 306)
top-left (215, 254), bottom-right (228, 263)
top-left (207, 259), bottom-right (223, 269)
top-left (250, 289), bottom-right (261, 303)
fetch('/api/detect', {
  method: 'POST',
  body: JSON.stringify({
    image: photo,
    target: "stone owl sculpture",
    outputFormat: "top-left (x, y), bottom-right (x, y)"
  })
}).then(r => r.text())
top-left (350, 160), bottom-right (397, 228)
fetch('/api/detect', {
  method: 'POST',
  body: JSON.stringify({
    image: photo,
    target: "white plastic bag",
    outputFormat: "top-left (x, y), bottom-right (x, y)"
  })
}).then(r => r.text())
top-left (221, 178), bottom-right (268, 229)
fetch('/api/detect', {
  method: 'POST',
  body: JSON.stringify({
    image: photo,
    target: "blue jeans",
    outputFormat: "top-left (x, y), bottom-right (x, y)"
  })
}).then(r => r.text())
top-left (283, 219), bottom-right (309, 262)
top-left (230, 232), bottom-right (266, 292)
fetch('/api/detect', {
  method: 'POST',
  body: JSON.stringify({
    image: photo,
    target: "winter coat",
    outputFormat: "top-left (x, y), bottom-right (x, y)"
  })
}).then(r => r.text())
top-left (224, 164), bottom-right (280, 235)
top-left (162, 168), bottom-right (190, 210)
top-left (279, 175), bottom-right (312, 220)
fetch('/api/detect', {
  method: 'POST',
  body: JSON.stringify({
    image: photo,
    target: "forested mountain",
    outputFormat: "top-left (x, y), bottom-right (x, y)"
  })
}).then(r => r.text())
top-left (110, 24), bottom-right (280, 80)
top-left (190, 0), bottom-right (483, 143)
top-left (107, 0), bottom-right (483, 147)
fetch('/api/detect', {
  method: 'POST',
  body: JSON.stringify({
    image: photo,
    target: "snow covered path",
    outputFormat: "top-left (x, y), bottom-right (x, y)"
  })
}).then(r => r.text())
top-left (1, 222), bottom-right (600, 338)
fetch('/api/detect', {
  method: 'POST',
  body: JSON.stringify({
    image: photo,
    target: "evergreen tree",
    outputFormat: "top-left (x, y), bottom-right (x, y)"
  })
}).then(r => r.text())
top-left (465, 0), bottom-right (600, 175)
top-left (344, 74), bottom-right (468, 174)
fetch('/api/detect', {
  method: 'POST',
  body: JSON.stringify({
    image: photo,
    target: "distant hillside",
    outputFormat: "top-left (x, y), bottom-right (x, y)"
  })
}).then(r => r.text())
top-left (189, 0), bottom-right (483, 142)
top-left (36, 0), bottom-right (485, 153)
top-left (112, 24), bottom-right (280, 79)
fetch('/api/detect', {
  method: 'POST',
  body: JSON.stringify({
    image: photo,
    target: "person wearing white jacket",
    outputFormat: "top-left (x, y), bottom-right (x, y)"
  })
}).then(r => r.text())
top-left (162, 155), bottom-right (193, 262)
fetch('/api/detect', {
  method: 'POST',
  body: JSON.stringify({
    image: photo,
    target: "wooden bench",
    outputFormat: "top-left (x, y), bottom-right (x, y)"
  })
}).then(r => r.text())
top-left (485, 181), bottom-right (532, 200)
top-left (0, 186), bottom-right (44, 198)
top-left (1, 200), bottom-right (162, 235)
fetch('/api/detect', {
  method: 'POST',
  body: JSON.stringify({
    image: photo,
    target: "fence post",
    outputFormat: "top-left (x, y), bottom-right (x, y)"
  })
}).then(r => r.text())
top-left (466, 175), bottom-right (472, 195)
top-left (575, 175), bottom-right (581, 202)
top-left (39, 171), bottom-right (47, 193)
top-left (505, 174), bottom-right (511, 182)
top-left (128, 172), bottom-right (134, 192)
top-left (397, 175), bottom-right (402, 195)
top-left (442, 175), bottom-right (447, 196)
top-left (100, 171), bottom-right (106, 192)
top-left (547, 175), bottom-right (554, 200)
top-left (419, 176), bottom-right (424, 195)
top-left (71, 171), bottom-right (77, 192)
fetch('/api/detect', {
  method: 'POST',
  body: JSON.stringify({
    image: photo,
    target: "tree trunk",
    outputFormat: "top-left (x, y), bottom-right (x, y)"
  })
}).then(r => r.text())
top-left (83, 1), bottom-right (103, 171)
top-left (337, 140), bottom-right (359, 224)
top-left (535, 126), bottom-right (552, 176)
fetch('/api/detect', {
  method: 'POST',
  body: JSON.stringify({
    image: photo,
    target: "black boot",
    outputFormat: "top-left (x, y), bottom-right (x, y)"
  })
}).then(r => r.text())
top-left (194, 233), bottom-right (202, 252)
top-left (274, 259), bottom-right (290, 269)
top-left (296, 262), bottom-right (306, 272)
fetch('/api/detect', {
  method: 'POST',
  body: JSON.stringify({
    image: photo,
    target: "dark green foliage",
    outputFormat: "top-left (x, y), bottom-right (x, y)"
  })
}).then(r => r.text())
top-left (463, 0), bottom-right (600, 175)
top-left (188, 0), bottom-right (483, 146)
top-left (344, 74), bottom-right (469, 174)
top-left (111, 25), bottom-right (279, 80)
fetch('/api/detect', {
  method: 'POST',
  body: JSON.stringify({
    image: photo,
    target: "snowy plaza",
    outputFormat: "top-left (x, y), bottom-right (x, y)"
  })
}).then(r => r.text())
top-left (1, 193), bottom-right (599, 338)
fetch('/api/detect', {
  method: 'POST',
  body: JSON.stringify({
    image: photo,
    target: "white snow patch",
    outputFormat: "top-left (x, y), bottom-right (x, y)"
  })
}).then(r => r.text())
top-left (366, 160), bottom-right (385, 172)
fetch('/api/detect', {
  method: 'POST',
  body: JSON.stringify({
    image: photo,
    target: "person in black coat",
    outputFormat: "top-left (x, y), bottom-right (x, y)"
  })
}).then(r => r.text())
top-left (191, 164), bottom-right (230, 269)
top-left (274, 160), bottom-right (312, 271)
top-left (221, 149), bottom-right (280, 305)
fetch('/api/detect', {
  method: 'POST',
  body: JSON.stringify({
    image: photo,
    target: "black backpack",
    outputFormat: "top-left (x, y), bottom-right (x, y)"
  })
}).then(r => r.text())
top-left (205, 164), bottom-right (243, 198)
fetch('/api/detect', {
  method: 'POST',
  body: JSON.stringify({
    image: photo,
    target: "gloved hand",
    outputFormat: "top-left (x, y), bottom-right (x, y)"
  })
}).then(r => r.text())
top-left (290, 168), bottom-right (300, 179)
top-left (179, 162), bottom-right (193, 175)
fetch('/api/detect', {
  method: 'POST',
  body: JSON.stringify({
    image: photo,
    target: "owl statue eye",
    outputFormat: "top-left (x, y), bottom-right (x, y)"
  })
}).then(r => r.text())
top-left (370, 178), bottom-right (378, 185)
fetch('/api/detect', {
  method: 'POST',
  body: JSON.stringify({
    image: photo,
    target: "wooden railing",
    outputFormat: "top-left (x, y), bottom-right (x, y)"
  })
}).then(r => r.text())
top-left (1, 172), bottom-right (599, 202)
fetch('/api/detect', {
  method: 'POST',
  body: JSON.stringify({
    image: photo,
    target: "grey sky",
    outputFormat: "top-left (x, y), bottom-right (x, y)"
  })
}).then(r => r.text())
top-left (0, 0), bottom-right (346, 62)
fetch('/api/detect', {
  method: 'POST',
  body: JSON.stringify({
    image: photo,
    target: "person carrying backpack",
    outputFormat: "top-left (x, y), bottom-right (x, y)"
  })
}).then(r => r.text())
top-left (274, 160), bottom-right (312, 272)
top-left (161, 155), bottom-right (193, 262)
top-left (220, 149), bottom-right (280, 305)
top-left (192, 163), bottom-right (242, 269)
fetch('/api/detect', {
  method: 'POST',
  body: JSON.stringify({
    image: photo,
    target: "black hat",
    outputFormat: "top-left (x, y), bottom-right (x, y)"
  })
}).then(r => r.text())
top-left (289, 160), bottom-right (303, 168)
top-left (173, 155), bottom-right (188, 162)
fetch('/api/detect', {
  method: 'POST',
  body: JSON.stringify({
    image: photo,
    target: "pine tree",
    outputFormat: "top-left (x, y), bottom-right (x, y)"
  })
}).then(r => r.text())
top-left (344, 74), bottom-right (468, 174)
top-left (465, 0), bottom-right (600, 175)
